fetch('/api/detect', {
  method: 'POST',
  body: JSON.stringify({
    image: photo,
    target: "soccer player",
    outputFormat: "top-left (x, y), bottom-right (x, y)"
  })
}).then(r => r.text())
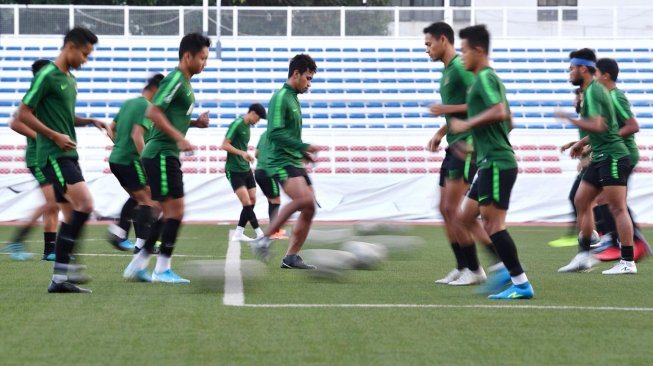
top-left (106, 74), bottom-right (164, 282)
top-left (249, 54), bottom-right (321, 269)
top-left (18, 27), bottom-right (109, 293)
top-left (107, 74), bottom-right (164, 255)
top-left (139, 33), bottom-right (211, 283)
top-left (556, 49), bottom-right (636, 275)
top-left (255, 131), bottom-right (287, 240)
top-left (449, 24), bottom-right (534, 299)
top-left (222, 103), bottom-right (267, 241)
top-left (591, 58), bottom-right (650, 261)
top-left (4, 59), bottom-right (59, 261)
top-left (423, 22), bottom-right (485, 286)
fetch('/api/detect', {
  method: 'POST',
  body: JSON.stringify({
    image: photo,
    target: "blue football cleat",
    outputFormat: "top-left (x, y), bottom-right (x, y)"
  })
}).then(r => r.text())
top-left (475, 265), bottom-right (511, 294)
top-left (488, 282), bottom-right (534, 300)
top-left (152, 269), bottom-right (190, 284)
top-left (119, 239), bottom-right (135, 251)
top-left (6, 243), bottom-right (33, 261)
top-left (42, 253), bottom-right (56, 261)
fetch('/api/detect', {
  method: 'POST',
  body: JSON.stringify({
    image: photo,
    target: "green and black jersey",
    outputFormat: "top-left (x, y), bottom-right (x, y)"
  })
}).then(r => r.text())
top-left (581, 80), bottom-right (628, 162)
top-left (22, 63), bottom-right (78, 168)
top-left (255, 131), bottom-right (273, 175)
top-left (141, 68), bottom-right (195, 159)
top-left (609, 87), bottom-right (638, 165)
top-left (109, 96), bottom-right (153, 164)
top-left (466, 67), bottom-right (516, 170)
top-left (440, 54), bottom-right (475, 145)
top-left (266, 83), bottom-right (309, 169)
top-left (224, 117), bottom-right (251, 173)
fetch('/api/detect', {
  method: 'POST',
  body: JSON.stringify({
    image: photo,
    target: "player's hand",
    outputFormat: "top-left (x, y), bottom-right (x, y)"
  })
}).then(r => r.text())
top-left (429, 104), bottom-right (447, 116)
top-left (306, 145), bottom-right (321, 154)
top-left (554, 110), bottom-right (572, 123)
top-left (448, 118), bottom-right (468, 134)
top-left (177, 138), bottom-right (193, 152)
top-left (193, 111), bottom-right (210, 128)
top-left (427, 134), bottom-right (442, 152)
top-left (560, 140), bottom-right (577, 153)
top-left (241, 151), bottom-right (255, 162)
top-left (53, 132), bottom-right (76, 151)
top-left (569, 141), bottom-right (585, 159)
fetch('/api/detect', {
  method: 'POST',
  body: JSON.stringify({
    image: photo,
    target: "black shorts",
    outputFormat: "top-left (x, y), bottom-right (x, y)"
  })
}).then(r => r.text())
top-left (29, 166), bottom-right (50, 187)
top-left (439, 148), bottom-right (477, 187)
top-left (142, 155), bottom-right (184, 201)
top-left (581, 156), bottom-right (631, 188)
top-left (477, 166), bottom-right (518, 210)
top-left (467, 177), bottom-right (479, 201)
top-left (42, 157), bottom-right (85, 203)
top-left (226, 170), bottom-right (256, 192)
top-left (273, 165), bottom-right (312, 187)
top-left (255, 169), bottom-right (280, 199)
top-left (110, 161), bottom-right (148, 192)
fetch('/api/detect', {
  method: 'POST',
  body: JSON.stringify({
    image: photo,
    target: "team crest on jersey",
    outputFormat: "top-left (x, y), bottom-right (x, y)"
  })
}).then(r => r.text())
top-left (444, 76), bottom-right (450, 86)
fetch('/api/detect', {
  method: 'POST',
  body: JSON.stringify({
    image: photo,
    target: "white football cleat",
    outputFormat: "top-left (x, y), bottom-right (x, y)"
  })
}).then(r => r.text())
top-left (231, 232), bottom-right (254, 242)
top-left (558, 251), bottom-right (599, 273)
top-left (449, 267), bottom-right (487, 286)
top-left (434, 268), bottom-right (464, 284)
top-left (602, 260), bottom-right (637, 275)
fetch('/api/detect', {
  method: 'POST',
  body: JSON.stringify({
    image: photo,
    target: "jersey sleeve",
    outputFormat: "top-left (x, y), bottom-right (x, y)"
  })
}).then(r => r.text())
top-left (478, 71), bottom-right (503, 107)
top-left (225, 119), bottom-right (241, 141)
top-left (585, 84), bottom-right (608, 119)
top-left (152, 72), bottom-right (183, 111)
top-left (22, 68), bottom-right (51, 108)
top-left (268, 94), bottom-right (309, 151)
top-left (133, 101), bottom-right (151, 129)
top-left (458, 67), bottom-right (475, 89)
top-left (612, 90), bottom-right (633, 121)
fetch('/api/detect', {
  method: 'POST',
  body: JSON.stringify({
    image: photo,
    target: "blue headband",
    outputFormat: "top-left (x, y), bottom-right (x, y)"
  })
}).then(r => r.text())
top-left (570, 58), bottom-right (596, 68)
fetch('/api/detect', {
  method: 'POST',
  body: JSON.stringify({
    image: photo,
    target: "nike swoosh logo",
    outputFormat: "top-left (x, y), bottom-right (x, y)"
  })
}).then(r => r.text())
top-left (508, 292), bottom-right (521, 298)
top-left (186, 90), bottom-right (192, 96)
top-left (60, 84), bottom-right (68, 90)
top-left (292, 109), bottom-right (298, 112)
top-left (478, 195), bottom-right (488, 201)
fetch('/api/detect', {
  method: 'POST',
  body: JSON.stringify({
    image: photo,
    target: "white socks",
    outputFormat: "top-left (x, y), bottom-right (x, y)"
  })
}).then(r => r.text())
top-left (155, 255), bottom-right (171, 274)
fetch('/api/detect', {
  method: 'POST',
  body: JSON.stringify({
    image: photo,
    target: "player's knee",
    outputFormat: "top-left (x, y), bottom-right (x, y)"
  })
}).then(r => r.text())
top-left (44, 201), bottom-right (59, 215)
top-left (76, 198), bottom-right (94, 214)
top-left (607, 202), bottom-right (627, 218)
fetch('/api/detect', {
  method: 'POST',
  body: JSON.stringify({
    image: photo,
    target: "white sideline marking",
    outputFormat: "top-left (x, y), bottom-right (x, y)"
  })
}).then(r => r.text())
top-left (223, 230), bottom-right (244, 306)
top-left (238, 303), bottom-right (653, 312)
top-left (1, 252), bottom-right (219, 258)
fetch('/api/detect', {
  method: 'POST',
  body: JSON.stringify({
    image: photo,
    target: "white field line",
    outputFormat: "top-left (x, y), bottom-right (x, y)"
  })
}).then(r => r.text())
top-left (223, 230), bottom-right (244, 306)
top-left (238, 303), bottom-right (653, 312)
top-left (1, 252), bottom-right (220, 258)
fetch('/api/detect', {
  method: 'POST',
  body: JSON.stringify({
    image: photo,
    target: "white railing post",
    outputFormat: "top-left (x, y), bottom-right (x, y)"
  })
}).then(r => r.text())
top-left (233, 7), bottom-right (238, 37)
top-left (202, 0), bottom-right (208, 35)
top-left (444, 0), bottom-right (453, 25)
top-left (470, 0), bottom-right (476, 25)
top-left (557, 6), bottom-right (563, 39)
top-left (287, 7), bottom-right (292, 38)
top-left (612, 6), bottom-right (618, 39)
top-left (13, 4), bottom-right (19, 36)
top-left (179, 7), bottom-right (184, 36)
top-left (69, 4), bottom-right (74, 29)
top-left (340, 7), bottom-right (345, 37)
top-left (502, 7), bottom-right (508, 37)
top-left (394, 7), bottom-right (399, 38)
top-left (124, 6), bottom-right (129, 36)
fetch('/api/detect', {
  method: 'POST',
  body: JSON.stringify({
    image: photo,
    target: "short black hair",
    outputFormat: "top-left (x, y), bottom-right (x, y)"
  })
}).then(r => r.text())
top-left (423, 22), bottom-right (454, 45)
top-left (248, 103), bottom-right (266, 120)
top-left (63, 27), bottom-right (98, 47)
top-left (31, 59), bottom-right (51, 76)
top-left (179, 33), bottom-right (211, 60)
top-left (144, 73), bottom-right (164, 91)
top-left (596, 58), bottom-right (619, 82)
top-left (569, 48), bottom-right (597, 74)
top-left (288, 54), bottom-right (317, 79)
top-left (459, 24), bottom-right (490, 54)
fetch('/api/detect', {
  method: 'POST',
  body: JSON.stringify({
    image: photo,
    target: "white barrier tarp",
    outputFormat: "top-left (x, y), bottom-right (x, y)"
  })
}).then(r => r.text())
top-left (2, 173), bottom-right (653, 223)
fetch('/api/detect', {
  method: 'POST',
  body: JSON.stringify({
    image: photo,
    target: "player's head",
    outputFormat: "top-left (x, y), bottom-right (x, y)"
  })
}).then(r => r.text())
top-left (423, 22), bottom-right (454, 62)
top-left (287, 54), bottom-right (317, 94)
top-left (31, 59), bottom-right (51, 76)
top-left (62, 27), bottom-right (98, 70)
top-left (459, 25), bottom-right (490, 72)
top-left (245, 103), bottom-right (266, 124)
top-left (595, 58), bottom-right (619, 87)
top-left (142, 73), bottom-right (164, 100)
top-left (568, 48), bottom-right (596, 86)
top-left (179, 33), bottom-right (211, 75)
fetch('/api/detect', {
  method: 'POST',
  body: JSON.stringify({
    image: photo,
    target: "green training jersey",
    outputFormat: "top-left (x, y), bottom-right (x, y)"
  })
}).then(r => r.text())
top-left (581, 80), bottom-right (628, 162)
top-left (22, 63), bottom-right (78, 167)
top-left (109, 96), bottom-right (153, 164)
top-left (466, 67), bottom-right (516, 170)
top-left (224, 117), bottom-right (251, 173)
top-left (440, 54), bottom-right (475, 145)
top-left (141, 68), bottom-right (195, 159)
top-left (255, 131), bottom-right (273, 174)
top-left (610, 87), bottom-right (638, 165)
top-left (267, 83), bottom-right (309, 169)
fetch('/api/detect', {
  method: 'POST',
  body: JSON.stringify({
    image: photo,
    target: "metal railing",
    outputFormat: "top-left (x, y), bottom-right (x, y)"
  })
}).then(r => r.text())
top-left (0, 5), bottom-right (651, 38)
